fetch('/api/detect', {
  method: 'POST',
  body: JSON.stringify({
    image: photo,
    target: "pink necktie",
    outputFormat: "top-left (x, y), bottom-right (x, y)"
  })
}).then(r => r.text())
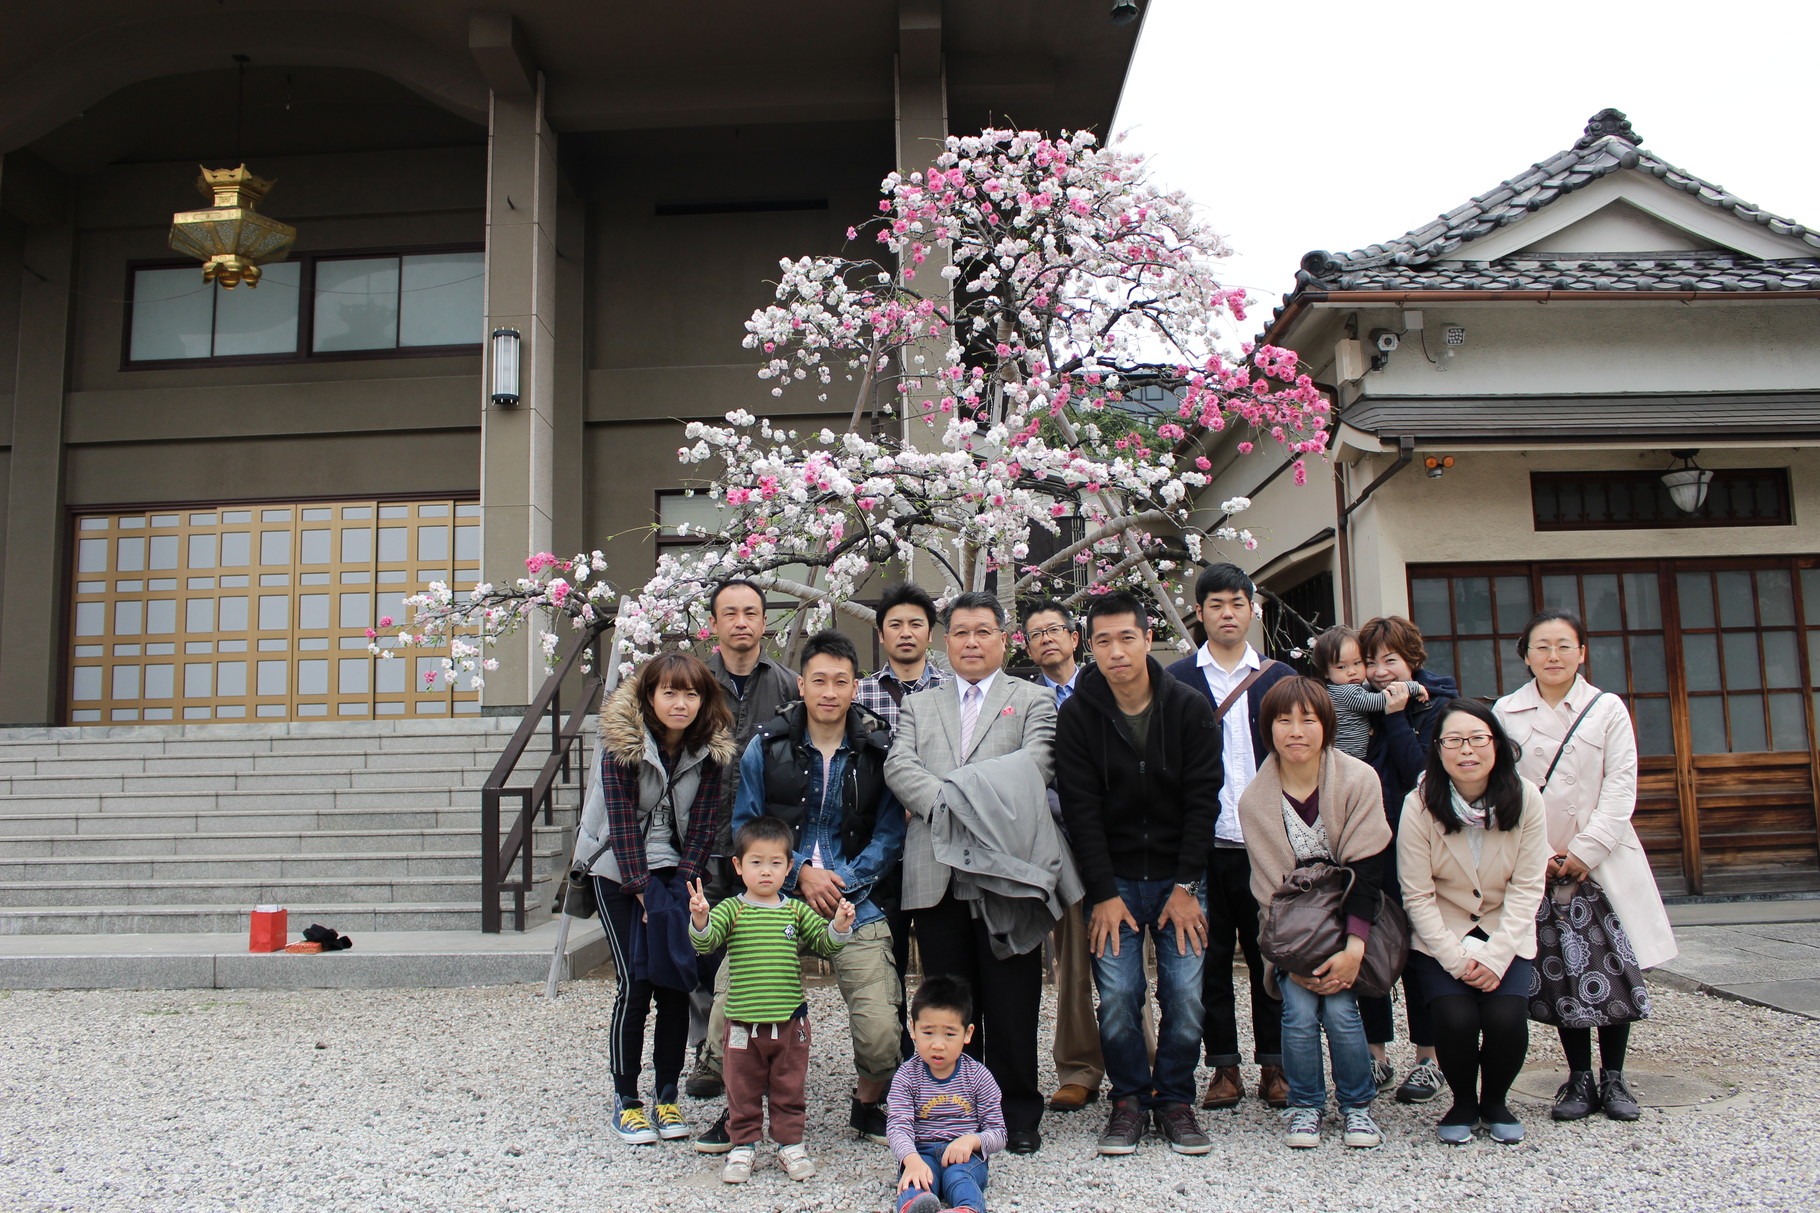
top-left (960, 683), bottom-right (983, 754)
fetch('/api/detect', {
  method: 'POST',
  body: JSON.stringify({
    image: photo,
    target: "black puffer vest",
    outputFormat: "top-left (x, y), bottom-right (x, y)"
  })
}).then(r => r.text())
top-left (754, 701), bottom-right (892, 862)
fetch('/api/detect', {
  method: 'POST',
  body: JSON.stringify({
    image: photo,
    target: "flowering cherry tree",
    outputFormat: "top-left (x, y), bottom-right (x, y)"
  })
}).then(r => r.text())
top-left (393, 128), bottom-right (1328, 682)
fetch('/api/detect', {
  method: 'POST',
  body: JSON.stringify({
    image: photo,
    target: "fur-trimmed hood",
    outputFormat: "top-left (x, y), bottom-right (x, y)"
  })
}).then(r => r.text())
top-left (598, 678), bottom-right (739, 770)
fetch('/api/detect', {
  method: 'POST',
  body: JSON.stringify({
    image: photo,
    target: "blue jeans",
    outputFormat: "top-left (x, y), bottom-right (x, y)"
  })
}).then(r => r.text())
top-left (898, 1147), bottom-right (988, 1213)
top-left (1088, 878), bottom-right (1207, 1107)
top-left (1277, 970), bottom-right (1376, 1110)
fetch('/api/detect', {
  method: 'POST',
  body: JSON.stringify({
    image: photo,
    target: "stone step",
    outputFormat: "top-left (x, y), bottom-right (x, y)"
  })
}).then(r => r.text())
top-left (0, 920), bottom-right (610, 989)
top-left (0, 872), bottom-right (552, 909)
top-left (0, 823), bottom-right (572, 859)
top-left (0, 719), bottom-right (530, 760)
top-left (0, 765), bottom-right (515, 797)
top-left (0, 802), bottom-right (575, 838)
top-left (1, 784), bottom-right (550, 816)
top-left (0, 747), bottom-right (513, 780)
top-left (0, 842), bottom-right (564, 883)
top-left (0, 902), bottom-right (504, 935)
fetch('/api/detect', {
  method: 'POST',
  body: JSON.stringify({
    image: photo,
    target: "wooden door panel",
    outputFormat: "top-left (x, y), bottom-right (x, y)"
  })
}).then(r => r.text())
top-left (1692, 756), bottom-right (1820, 875)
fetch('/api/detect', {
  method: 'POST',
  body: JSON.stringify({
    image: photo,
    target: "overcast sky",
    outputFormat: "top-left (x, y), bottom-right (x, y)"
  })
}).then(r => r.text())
top-left (1112, 0), bottom-right (1820, 328)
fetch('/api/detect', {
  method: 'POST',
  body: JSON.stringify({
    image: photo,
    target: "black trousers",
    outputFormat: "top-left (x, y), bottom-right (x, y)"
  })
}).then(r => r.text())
top-left (1202, 845), bottom-right (1282, 1066)
top-left (911, 890), bottom-right (1045, 1134)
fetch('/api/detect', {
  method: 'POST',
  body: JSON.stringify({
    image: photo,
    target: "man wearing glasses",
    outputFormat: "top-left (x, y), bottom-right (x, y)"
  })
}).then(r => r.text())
top-left (885, 590), bottom-right (1059, 1153)
top-left (1019, 599), bottom-right (1107, 1115)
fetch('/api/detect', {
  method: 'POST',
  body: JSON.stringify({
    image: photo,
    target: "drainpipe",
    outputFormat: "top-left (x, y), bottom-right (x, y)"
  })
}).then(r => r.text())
top-left (1335, 434), bottom-right (1414, 625)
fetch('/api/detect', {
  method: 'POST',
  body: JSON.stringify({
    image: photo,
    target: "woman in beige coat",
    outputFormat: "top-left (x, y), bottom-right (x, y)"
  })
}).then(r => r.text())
top-left (1494, 609), bottom-right (1676, 1125)
top-left (1398, 700), bottom-right (1551, 1144)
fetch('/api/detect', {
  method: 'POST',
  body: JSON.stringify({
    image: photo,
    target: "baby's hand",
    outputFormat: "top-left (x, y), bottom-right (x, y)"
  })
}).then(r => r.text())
top-left (941, 1134), bottom-right (980, 1166)
top-left (832, 899), bottom-right (856, 932)
top-left (686, 878), bottom-right (711, 928)
top-left (898, 1154), bottom-right (934, 1193)
top-left (1411, 682), bottom-right (1431, 702)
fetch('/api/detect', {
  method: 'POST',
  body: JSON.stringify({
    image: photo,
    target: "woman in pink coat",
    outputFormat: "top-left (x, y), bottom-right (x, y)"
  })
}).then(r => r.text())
top-left (1494, 609), bottom-right (1677, 1125)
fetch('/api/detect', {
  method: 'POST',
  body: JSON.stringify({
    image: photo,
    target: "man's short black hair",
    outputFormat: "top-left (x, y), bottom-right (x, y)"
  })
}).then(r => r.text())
top-left (875, 583), bottom-right (938, 631)
top-left (910, 974), bottom-right (974, 1025)
top-left (709, 578), bottom-right (766, 616)
top-left (1083, 591), bottom-right (1150, 640)
top-left (732, 815), bottom-right (794, 857)
top-left (1019, 597), bottom-right (1074, 632)
top-left (942, 590), bottom-right (1006, 629)
top-left (799, 628), bottom-right (860, 677)
top-left (1192, 563), bottom-right (1255, 605)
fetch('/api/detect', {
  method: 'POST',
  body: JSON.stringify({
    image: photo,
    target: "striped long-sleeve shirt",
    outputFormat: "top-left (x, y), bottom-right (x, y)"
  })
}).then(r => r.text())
top-left (688, 894), bottom-right (846, 1023)
top-left (885, 1054), bottom-right (1006, 1162)
top-left (1327, 681), bottom-right (1425, 760)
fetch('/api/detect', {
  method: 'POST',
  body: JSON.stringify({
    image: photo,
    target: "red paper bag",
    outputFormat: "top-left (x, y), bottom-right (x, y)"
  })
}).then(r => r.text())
top-left (249, 905), bottom-right (288, 952)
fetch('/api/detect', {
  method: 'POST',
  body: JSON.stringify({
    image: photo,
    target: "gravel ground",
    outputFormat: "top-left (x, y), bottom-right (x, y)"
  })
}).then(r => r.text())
top-left (2, 977), bottom-right (1816, 1213)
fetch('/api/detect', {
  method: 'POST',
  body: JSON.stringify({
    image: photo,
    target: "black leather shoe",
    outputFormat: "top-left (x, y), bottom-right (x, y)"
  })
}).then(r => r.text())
top-left (1004, 1129), bottom-right (1041, 1154)
top-left (1600, 1069), bottom-right (1641, 1121)
top-left (1551, 1069), bottom-right (1600, 1121)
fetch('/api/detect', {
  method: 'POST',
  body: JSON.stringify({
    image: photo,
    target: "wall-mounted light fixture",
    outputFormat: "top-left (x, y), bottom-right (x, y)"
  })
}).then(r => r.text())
top-left (490, 327), bottom-right (522, 407)
top-left (1110, 1), bottom-right (1141, 24)
top-left (1661, 449), bottom-right (1713, 513)
top-left (1425, 455), bottom-right (1455, 479)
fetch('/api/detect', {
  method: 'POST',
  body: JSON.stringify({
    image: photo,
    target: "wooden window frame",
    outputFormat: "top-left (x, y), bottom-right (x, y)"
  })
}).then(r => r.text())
top-left (120, 243), bottom-right (485, 371)
top-left (1530, 468), bottom-right (1792, 531)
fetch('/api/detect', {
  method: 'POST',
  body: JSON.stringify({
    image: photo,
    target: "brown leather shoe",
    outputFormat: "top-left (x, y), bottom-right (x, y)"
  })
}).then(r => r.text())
top-left (1200, 1066), bottom-right (1243, 1109)
top-left (1258, 1065), bottom-right (1289, 1109)
top-left (1046, 1083), bottom-right (1101, 1112)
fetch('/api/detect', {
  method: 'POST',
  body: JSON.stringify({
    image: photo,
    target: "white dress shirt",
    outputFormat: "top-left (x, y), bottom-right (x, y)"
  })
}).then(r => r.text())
top-left (1198, 642), bottom-right (1262, 843)
top-left (954, 667), bottom-right (1001, 706)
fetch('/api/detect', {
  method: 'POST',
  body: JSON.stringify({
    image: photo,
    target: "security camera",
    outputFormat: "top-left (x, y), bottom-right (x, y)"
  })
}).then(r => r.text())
top-left (1371, 329), bottom-right (1400, 354)
top-left (1110, 1), bottom-right (1141, 25)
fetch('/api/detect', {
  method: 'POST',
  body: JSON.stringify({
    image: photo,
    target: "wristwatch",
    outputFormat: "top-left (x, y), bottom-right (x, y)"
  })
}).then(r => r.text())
top-left (1176, 880), bottom-right (1202, 897)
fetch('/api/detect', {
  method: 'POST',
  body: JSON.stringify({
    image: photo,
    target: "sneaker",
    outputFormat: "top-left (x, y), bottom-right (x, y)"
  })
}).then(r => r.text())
top-left (693, 1109), bottom-right (732, 1154)
top-left (1436, 1122), bottom-right (1473, 1146)
top-left (652, 1100), bottom-right (690, 1140)
top-left (1341, 1106), bottom-right (1382, 1149)
top-left (612, 1097), bottom-right (658, 1145)
top-left (1481, 1111), bottom-right (1525, 1144)
top-left (1097, 1097), bottom-right (1147, 1155)
top-left (1600, 1070), bottom-right (1641, 1122)
top-left (720, 1144), bottom-right (754, 1183)
top-left (1552, 1069), bottom-right (1600, 1121)
top-left (1370, 1056), bottom-right (1396, 1092)
top-left (849, 1094), bottom-right (889, 1144)
top-left (685, 1046), bottom-right (724, 1099)
top-left (1395, 1058), bottom-right (1445, 1104)
top-left (1153, 1101), bottom-right (1213, 1155)
top-left (777, 1143), bottom-right (816, 1181)
top-left (1283, 1106), bottom-right (1321, 1149)
top-left (898, 1193), bottom-right (941, 1213)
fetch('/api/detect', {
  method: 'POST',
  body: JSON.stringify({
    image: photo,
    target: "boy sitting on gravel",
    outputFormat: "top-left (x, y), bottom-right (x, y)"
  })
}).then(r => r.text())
top-left (688, 816), bottom-right (854, 1184)
top-left (888, 976), bottom-right (1005, 1213)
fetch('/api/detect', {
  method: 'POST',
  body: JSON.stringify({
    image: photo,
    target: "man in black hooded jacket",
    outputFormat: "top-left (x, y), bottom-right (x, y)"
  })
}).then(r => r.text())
top-left (1057, 592), bottom-right (1222, 1158)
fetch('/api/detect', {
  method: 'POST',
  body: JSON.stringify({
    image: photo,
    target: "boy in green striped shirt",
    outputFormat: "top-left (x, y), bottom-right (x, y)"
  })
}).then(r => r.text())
top-left (689, 815), bottom-right (854, 1184)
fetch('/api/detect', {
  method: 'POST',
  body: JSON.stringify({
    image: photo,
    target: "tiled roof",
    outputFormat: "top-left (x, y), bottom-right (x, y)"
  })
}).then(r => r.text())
top-left (1267, 110), bottom-right (1820, 333)
top-left (1341, 391), bottom-right (1820, 443)
top-left (1329, 252), bottom-right (1820, 293)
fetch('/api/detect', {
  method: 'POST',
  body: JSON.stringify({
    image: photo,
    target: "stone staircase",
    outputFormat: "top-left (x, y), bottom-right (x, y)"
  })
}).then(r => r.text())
top-left (0, 719), bottom-right (586, 938)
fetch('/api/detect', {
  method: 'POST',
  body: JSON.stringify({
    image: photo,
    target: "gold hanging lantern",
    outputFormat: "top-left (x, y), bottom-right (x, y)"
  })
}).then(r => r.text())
top-left (168, 164), bottom-right (297, 289)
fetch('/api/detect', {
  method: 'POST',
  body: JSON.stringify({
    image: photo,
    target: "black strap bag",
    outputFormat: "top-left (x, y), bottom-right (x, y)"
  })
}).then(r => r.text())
top-left (1527, 877), bottom-right (1651, 1026)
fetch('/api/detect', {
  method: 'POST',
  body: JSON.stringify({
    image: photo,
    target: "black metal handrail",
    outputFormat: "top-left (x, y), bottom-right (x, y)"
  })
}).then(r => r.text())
top-left (480, 625), bottom-right (608, 932)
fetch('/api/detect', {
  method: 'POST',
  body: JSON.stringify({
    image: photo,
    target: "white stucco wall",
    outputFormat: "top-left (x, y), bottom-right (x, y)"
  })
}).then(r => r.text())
top-left (1322, 298), bottom-right (1820, 398)
top-left (1348, 446), bottom-right (1820, 617)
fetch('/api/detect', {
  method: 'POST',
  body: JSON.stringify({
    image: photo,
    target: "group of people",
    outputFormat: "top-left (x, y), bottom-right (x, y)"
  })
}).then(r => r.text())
top-left (570, 566), bottom-right (1677, 1210)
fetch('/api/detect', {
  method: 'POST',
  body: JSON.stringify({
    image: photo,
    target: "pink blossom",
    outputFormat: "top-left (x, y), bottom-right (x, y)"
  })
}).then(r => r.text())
top-left (1195, 457), bottom-right (1211, 471)
top-left (379, 616), bottom-right (394, 628)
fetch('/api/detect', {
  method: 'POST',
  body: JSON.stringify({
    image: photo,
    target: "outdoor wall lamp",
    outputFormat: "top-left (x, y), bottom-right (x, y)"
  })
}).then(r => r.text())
top-left (1110, 1), bottom-right (1141, 25)
top-left (1424, 455), bottom-right (1454, 479)
top-left (490, 327), bottom-right (522, 407)
top-left (1662, 450), bottom-right (1713, 513)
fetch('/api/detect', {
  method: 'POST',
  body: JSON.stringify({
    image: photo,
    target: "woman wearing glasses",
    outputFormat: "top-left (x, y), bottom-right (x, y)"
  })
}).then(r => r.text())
top-left (1397, 701), bottom-right (1550, 1144)
top-left (1493, 610), bottom-right (1677, 1123)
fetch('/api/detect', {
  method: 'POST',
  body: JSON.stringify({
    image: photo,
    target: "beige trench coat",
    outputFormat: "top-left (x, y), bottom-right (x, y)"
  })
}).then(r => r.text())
top-left (1494, 676), bottom-right (1678, 970)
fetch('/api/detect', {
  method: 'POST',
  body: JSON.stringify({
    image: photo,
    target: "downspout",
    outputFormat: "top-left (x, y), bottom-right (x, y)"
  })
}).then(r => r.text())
top-left (1335, 434), bottom-right (1414, 626)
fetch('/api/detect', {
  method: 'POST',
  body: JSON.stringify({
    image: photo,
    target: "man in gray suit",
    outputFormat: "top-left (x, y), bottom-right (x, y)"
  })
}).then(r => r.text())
top-left (884, 590), bottom-right (1058, 1153)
